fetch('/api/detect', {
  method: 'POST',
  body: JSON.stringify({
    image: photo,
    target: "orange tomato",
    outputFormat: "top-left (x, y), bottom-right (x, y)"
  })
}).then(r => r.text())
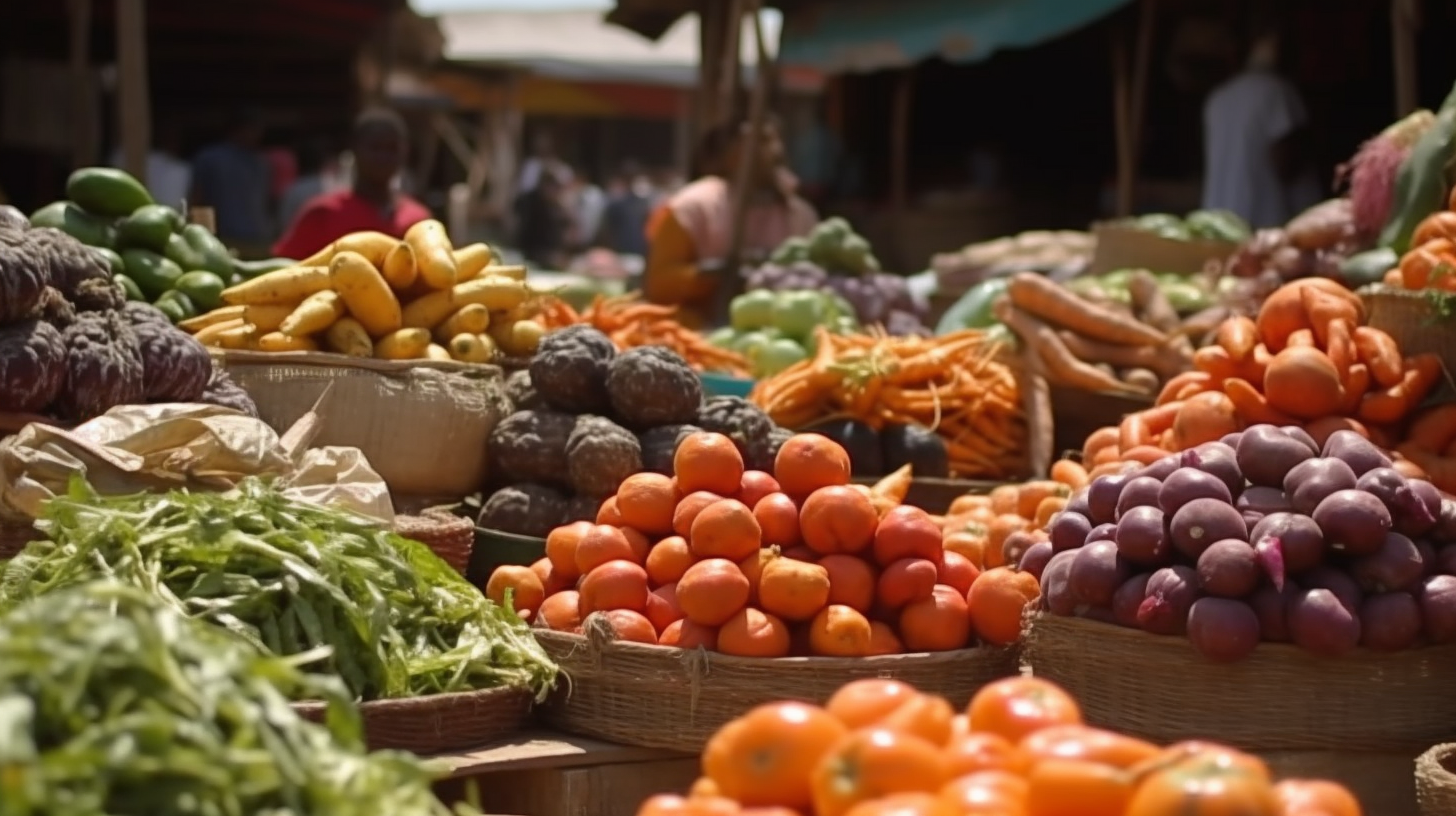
top-left (944, 732), bottom-right (1029, 778)
top-left (824, 679), bottom-right (919, 730)
top-left (1025, 759), bottom-right (1133, 816)
top-left (938, 770), bottom-right (1029, 816)
top-left (811, 729), bottom-right (952, 816)
top-left (1017, 726), bottom-right (1161, 770)
top-left (966, 678), bottom-right (1083, 743)
top-left (703, 702), bottom-right (849, 810)
top-left (1272, 779), bottom-right (1362, 816)
top-left (1124, 744), bottom-right (1277, 816)
top-left (843, 793), bottom-right (955, 816)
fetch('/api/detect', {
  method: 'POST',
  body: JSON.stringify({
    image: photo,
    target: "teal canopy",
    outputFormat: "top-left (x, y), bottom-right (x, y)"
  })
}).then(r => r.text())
top-left (778, 0), bottom-right (1135, 74)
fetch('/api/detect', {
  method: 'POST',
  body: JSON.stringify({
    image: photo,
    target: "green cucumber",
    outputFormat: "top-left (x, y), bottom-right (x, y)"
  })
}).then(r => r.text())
top-left (173, 270), bottom-right (227, 312)
top-left (113, 273), bottom-right (145, 302)
top-left (181, 223), bottom-right (234, 277)
top-left (231, 257), bottom-right (296, 278)
top-left (30, 201), bottom-right (117, 248)
top-left (121, 248), bottom-right (184, 300)
top-left (153, 289), bottom-right (197, 323)
top-left (115, 204), bottom-right (182, 252)
top-left (163, 232), bottom-right (207, 271)
top-left (65, 167), bottom-right (153, 217)
top-left (90, 246), bottom-right (127, 277)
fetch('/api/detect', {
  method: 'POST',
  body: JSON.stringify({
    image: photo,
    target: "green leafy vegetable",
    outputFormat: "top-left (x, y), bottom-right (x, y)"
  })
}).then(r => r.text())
top-left (1, 478), bottom-right (557, 701)
top-left (1380, 80), bottom-right (1456, 254)
top-left (0, 580), bottom-right (466, 815)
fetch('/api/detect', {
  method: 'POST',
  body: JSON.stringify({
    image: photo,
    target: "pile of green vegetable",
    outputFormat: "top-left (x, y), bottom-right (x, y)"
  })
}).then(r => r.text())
top-left (0, 580), bottom-right (465, 815)
top-left (1114, 210), bottom-right (1251, 243)
top-left (1, 478), bottom-right (557, 701)
top-left (708, 289), bottom-right (860, 378)
top-left (29, 167), bottom-right (294, 324)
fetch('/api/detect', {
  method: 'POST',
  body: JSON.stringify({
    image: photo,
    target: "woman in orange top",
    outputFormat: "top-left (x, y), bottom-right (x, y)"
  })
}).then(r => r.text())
top-left (644, 119), bottom-right (819, 326)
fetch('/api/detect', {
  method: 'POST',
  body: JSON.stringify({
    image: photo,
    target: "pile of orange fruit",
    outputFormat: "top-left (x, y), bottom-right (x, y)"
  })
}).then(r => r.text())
top-left (486, 431), bottom-right (1041, 656)
top-left (638, 676), bottom-right (1362, 816)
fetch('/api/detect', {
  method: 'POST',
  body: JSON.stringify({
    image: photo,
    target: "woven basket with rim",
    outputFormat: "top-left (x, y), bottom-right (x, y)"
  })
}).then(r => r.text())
top-left (1417, 743), bottom-right (1456, 816)
top-left (292, 685), bottom-right (532, 754)
top-left (535, 620), bottom-right (1020, 752)
top-left (393, 511), bottom-right (474, 576)
top-left (1362, 285), bottom-right (1456, 366)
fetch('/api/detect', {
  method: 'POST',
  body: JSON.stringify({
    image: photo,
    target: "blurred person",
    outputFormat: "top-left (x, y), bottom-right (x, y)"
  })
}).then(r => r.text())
top-left (272, 107), bottom-right (429, 260)
top-left (602, 160), bottom-right (653, 256)
top-left (517, 131), bottom-right (571, 194)
top-left (1202, 20), bottom-right (1321, 229)
top-left (515, 166), bottom-right (572, 269)
top-left (190, 109), bottom-right (272, 247)
top-left (644, 118), bottom-right (818, 326)
top-left (278, 138), bottom-right (341, 228)
top-left (108, 123), bottom-right (191, 211)
top-left (568, 172), bottom-right (607, 250)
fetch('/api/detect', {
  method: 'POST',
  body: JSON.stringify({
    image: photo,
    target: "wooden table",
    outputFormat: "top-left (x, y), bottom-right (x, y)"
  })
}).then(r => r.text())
top-left (429, 730), bottom-right (699, 816)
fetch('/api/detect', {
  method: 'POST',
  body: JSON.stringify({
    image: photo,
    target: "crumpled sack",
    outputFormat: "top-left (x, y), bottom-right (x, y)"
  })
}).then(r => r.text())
top-left (0, 403), bottom-right (394, 525)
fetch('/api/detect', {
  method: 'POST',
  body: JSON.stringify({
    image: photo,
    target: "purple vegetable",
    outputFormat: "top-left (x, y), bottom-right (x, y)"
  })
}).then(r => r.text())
top-left (1115, 476), bottom-right (1164, 519)
top-left (1137, 566), bottom-right (1200, 635)
top-left (1283, 457), bottom-right (1357, 516)
top-left (1049, 511), bottom-right (1093, 553)
top-left (1169, 498), bottom-right (1248, 560)
top-left (1235, 486), bottom-right (1292, 528)
top-left (1116, 506), bottom-right (1171, 566)
top-left (1322, 430), bottom-right (1393, 476)
top-left (1312, 489), bottom-right (1392, 556)
top-left (1249, 512), bottom-right (1326, 590)
top-left (1086, 474), bottom-right (1130, 525)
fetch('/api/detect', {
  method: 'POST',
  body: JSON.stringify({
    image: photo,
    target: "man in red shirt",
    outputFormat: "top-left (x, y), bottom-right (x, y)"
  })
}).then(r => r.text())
top-left (272, 107), bottom-right (431, 260)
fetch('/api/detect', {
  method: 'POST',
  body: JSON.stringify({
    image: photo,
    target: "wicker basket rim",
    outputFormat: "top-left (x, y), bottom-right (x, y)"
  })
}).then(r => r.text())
top-left (292, 684), bottom-right (532, 714)
top-left (1419, 742), bottom-right (1456, 778)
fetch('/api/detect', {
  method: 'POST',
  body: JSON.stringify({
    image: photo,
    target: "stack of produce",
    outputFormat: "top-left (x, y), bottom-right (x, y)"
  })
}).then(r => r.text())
top-left (637, 675), bottom-right (1361, 816)
top-left (0, 581), bottom-right (465, 815)
top-left (481, 327), bottom-right (789, 536)
top-left (2, 478), bottom-right (558, 701)
top-left (537, 293), bottom-right (750, 375)
top-left (796, 420), bottom-right (951, 480)
top-left (749, 328), bottom-right (1028, 480)
top-left (17, 168), bottom-right (291, 324)
top-left (0, 211), bottom-right (255, 420)
top-left (182, 225), bottom-right (542, 363)
top-left (488, 431), bottom-right (1040, 654)
top-left (709, 289), bottom-right (860, 379)
top-left (993, 271), bottom-right (1194, 397)
top-left (1112, 210), bottom-right (1251, 244)
top-left (1341, 109), bottom-right (1437, 239)
top-left (930, 229), bottom-right (1093, 297)
top-left (939, 476), bottom-right (1088, 574)
top-left (745, 218), bottom-right (930, 335)
top-left (1387, 196), bottom-right (1456, 291)
top-left (1396, 404), bottom-right (1456, 494)
top-left (1033, 424), bottom-right (1456, 665)
top-left (1223, 199), bottom-right (1384, 288)
top-left (1078, 279), bottom-right (1442, 476)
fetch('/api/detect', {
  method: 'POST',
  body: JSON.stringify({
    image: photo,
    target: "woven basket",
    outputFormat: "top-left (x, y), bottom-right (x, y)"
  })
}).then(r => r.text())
top-left (394, 511), bottom-right (474, 576)
top-left (1417, 743), bottom-right (1456, 816)
top-left (0, 520), bottom-right (38, 560)
top-left (1024, 615), bottom-right (1456, 751)
top-left (535, 623), bottom-right (1020, 752)
top-left (1264, 750), bottom-right (1418, 816)
top-left (1049, 384), bottom-right (1154, 461)
top-left (1362, 285), bottom-right (1456, 366)
top-left (293, 686), bottom-right (533, 754)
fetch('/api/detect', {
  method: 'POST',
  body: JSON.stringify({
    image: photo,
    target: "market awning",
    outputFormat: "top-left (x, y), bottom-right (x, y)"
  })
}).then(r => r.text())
top-left (778, 0), bottom-right (1134, 74)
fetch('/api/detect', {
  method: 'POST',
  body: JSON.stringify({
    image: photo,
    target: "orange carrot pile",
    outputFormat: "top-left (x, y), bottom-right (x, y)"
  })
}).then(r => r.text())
top-left (748, 327), bottom-right (1027, 479)
top-left (537, 293), bottom-right (749, 375)
top-left (1398, 404), bottom-right (1456, 493)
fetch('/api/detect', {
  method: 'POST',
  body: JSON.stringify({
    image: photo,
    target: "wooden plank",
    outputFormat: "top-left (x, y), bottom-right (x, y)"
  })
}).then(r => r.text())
top-left (114, 0), bottom-right (150, 180)
top-left (1391, 0), bottom-right (1420, 117)
top-left (423, 729), bottom-right (692, 779)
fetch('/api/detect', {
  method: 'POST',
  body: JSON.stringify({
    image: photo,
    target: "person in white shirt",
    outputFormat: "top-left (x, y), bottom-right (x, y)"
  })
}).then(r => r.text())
top-left (1201, 24), bottom-right (1321, 229)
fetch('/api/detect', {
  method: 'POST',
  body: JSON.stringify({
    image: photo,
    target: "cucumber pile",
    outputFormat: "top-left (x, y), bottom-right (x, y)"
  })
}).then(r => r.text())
top-left (30, 168), bottom-right (293, 324)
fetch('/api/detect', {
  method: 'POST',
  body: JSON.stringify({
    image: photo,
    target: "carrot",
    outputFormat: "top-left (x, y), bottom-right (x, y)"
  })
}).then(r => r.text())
top-left (1089, 460), bottom-right (1139, 480)
top-left (1016, 481), bottom-right (1071, 519)
top-left (1055, 331), bottom-right (1191, 380)
top-left (1126, 270), bottom-right (1182, 332)
top-left (1005, 272), bottom-right (1167, 346)
top-left (1050, 459), bottom-right (1090, 490)
top-left (1082, 427), bottom-right (1121, 463)
top-left (1325, 318), bottom-right (1355, 373)
top-left (1352, 326), bottom-right (1404, 388)
top-left (1304, 416), bottom-right (1370, 448)
top-left (1244, 344), bottom-right (1272, 386)
top-left (995, 300), bottom-right (1142, 394)
top-left (1407, 403), bottom-right (1456, 453)
top-left (1121, 445), bottom-right (1171, 465)
top-left (1156, 371), bottom-right (1211, 406)
top-left (870, 465), bottom-right (914, 504)
top-left (1396, 445), bottom-right (1456, 493)
top-left (1215, 316), bottom-right (1259, 363)
top-left (1193, 345), bottom-right (1241, 381)
top-left (1300, 286), bottom-right (1358, 348)
top-left (1340, 364), bottom-right (1371, 415)
top-left (1358, 354), bottom-right (1445, 425)
top-left (1034, 496), bottom-right (1067, 528)
top-left (1222, 377), bottom-right (1295, 426)
top-left (1119, 412), bottom-right (1152, 451)
top-left (1286, 329), bottom-right (1315, 348)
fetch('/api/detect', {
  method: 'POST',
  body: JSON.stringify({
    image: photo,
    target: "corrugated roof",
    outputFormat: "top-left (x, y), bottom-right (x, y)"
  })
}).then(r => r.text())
top-left (438, 7), bottom-right (776, 88)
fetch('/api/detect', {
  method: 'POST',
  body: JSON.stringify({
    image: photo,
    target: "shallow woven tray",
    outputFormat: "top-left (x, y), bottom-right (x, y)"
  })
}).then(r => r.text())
top-left (293, 686), bottom-right (533, 754)
top-left (1362, 285), bottom-right (1456, 369)
top-left (394, 511), bottom-right (474, 575)
top-left (535, 624), bottom-right (1020, 752)
top-left (1024, 614), bottom-right (1456, 752)
top-left (1418, 743), bottom-right (1456, 816)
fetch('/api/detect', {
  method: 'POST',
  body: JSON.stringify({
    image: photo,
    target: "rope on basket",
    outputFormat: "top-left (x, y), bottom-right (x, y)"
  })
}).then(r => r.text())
top-left (676, 646), bottom-right (712, 724)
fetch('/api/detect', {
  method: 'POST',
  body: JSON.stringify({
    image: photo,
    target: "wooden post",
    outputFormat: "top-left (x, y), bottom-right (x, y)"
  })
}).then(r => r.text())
top-left (889, 68), bottom-right (914, 213)
top-left (717, 0), bottom-right (748, 122)
top-left (114, 0), bottom-right (150, 181)
top-left (1391, 0), bottom-right (1420, 117)
top-left (718, 0), bottom-right (772, 322)
top-left (1128, 0), bottom-right (1156, 186)
top-left (67, 0), bottom-right (95, 170)
top-left (1112, 29), bottom-right (1133, 217)
top-left (696, 1), bottom-right (726, 137)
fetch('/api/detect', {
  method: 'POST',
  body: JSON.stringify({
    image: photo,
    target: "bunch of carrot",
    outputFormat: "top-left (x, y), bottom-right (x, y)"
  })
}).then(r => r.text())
top-left (537, 293), bottom-right (750, 375)
top-left (994, 271), bottom-right (1194, 396)
top-left (1076, 278), bottom-right (1446, 480)
top-left (748, 327), bottom-right (1027, 479)
top-left (1391, 196), bottom-right (1456, 290)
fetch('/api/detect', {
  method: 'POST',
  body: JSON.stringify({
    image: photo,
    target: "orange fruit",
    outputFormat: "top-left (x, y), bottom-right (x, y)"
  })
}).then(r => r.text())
top-left (660, 618), bottom-right (719, 649)
top-left (738, 470), bottom-right (782, 509)
top-left (704, 701), bottom-right (849, 809)
top-left (739, 547), bottom-right (776, 605)
top-left (774, 433), bottom-right (852, 498)
top-left (575, 524), bottom-right (638, 573)
top-left (944, 733), bottom-right (1028, 778)
top-left (594, 609), bottom-right (657, 644)
top-left (578, 559), bottom-right (650, 614)
top-left (808, 604), bottom-right (873, 657)
top-left (530, 557), bottom-right (574, 595)
top-left (941, 530), bottom-right (988, 568)
top-left (676, 432), bottom-right (746, 496)
top-left (646, 535), bottom-right (695, 586)
top-left (872, 506), bottom-right (945, 566)
top-left (782, 545), bottom-right (818, 562)
top-left (938, 771), bottom-right (1028, 816)
top-left (810, 728), bottom-right (952, 816)
top-left (484, 565), bottom-right (546, 617)
top-left (868, 621), bottom-right (903, 656)
top-left (967, 567), bottom-right (1041, 647)
top-left (900, 585), bottom-right (972, 652)
top-left (799, 486), bottom-right (878, 556)
top-left (875, 689), bottom-right (956, 746)
top-left (819, 554), bottom-right (877, 614)
top-left (718, 607), bottom-right (792, 657)
top-left (967, 677), bottom-right (1084, 743)
top-left (844, 793), bottom-right (954, 816)
top-left (639, 794), bottom-right (693, 816)
top-left (677, 558), bottom-right (751, 626)
top-left (824, 679), bottom-right (918, 729)
top-left (536, 590), bottom-right (583, 632)
top-left (754, 492), bottom-right (803, 547)
top-left (759, 555), bottom-right (831, 622)
top-left (876, 558), bottom-right (938, 610)
top-left (645, 584), bottom-right (682, 632)
top-left (596, 496), bottom-right (625, 526)
top-left (622, 527), bottom-right (652, 563)
top-left (689, 777), bottom-right (722, 799)
top-left (937, 551), bottom-right (980, 596)
top-left (1019, 725), bottom-right (1161, 770)
top-left (616, 473), bottom-right (679, 536)
top-left (674, 490), bottom-right (725, 538)
top-left (545, 521), bottom-right (592, 580)
top-left (690, 499), bottom-right (763, 561)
